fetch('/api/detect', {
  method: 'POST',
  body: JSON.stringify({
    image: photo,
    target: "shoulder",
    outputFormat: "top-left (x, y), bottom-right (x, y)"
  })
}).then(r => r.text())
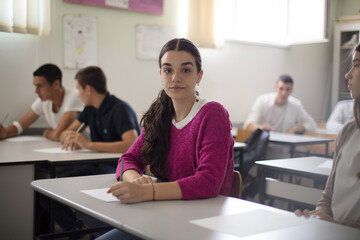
top-left (336, 120), bottom-right (358, 146)
top-left (199, 101), bottom-right (230, 122)
top-left (335, 100), bottom-right (354, 108)
top-left (288, 95), bottom-right (302, 106)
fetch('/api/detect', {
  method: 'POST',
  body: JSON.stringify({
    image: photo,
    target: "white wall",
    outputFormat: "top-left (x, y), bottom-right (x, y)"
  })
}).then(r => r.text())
top-left (0, 0), bottom-right (358, 127)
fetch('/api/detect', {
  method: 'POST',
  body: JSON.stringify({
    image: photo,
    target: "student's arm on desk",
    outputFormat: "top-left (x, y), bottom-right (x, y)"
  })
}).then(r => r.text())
top-left (287, 123), bottom-right (305, 134)
top-left (108, 169), bottom-right (183, 204)
top-left (0, 109), bottom-right (39, 139)
top-left (62, 127), bottom-right (138, 153)
top-left (86, 129), bottom-right (138, 153)
top-left (44, 111), bottom-right (78, 141)
top-left (246, 123), bottom-right (274, 131)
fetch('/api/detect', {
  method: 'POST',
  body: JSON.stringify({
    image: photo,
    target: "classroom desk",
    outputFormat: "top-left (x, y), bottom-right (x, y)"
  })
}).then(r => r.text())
top-left (269, 132), bottom-right (334, 158)
top-left (31, 174), bottom-right (360, 240)
top-left (256, 156), bottom-right (332, 209)
top-left (0, 136), bottom-right (120, 240)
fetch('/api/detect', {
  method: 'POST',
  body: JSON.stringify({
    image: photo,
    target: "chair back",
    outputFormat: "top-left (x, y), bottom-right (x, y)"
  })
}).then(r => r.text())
top-left (235, 129), bottom-right (253, 142)
top-left (231, 170), bottom-right (242, 199)
top-left (240, 129), bottom-right (270, 175)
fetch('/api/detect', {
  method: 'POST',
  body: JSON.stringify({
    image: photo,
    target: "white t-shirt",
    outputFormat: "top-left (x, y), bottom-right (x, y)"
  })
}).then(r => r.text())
top-left (172, 97), bottom-right (208, 130)
top-left (243, 92), bottom-right (316, 132)
top-left (326, 100), bottom-right (354, 133)
top-left (331, 129), bottom-right (360, 223)
top-left (31, 88), bottom-right (84, 129)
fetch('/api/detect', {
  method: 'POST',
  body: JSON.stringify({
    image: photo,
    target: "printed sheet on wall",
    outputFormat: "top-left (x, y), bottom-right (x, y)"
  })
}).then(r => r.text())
top-left (64, 15), bottom-right (97, 69)
top-left (136, 24), bottom-right (175, 60)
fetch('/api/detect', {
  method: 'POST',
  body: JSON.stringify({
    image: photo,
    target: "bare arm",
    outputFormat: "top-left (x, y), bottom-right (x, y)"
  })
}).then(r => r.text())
top-left (83, 129), bottom-right (138, 153)
top-left (0, 109), bottom-right (39, 139)
top-left (246, 123), bottom-right (274, 131)
top-left (59, 119), bottom-right (82, 142)
top-left (44, 111), bottom-right (79, 141)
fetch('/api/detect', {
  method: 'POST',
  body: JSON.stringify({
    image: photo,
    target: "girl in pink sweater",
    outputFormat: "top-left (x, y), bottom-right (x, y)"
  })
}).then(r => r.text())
top-left (107, 38), bottom-right (234, 204)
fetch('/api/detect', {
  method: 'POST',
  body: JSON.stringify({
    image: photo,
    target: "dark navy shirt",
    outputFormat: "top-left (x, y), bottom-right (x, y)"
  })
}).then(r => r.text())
top-left (78, 93), bottom-right (140, 142)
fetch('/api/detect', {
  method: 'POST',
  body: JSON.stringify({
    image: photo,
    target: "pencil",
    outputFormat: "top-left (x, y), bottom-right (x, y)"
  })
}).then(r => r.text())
top-left (1, 113), bottom-right (9, 125)
top-left (120, 158), bottom-right (124, 181)
top-left (76, 122), bottom-right (86, 133)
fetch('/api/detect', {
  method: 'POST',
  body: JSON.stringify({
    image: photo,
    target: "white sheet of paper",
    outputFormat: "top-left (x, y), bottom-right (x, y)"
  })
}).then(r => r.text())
top-left (317, 160), bottom-right (333, 169)
top-left (81, 188), bottom-right (119, 202)
top-left (34, 147), bottom-right (92, 154)
top-left (190, 209), bottom-right (311, 238)
top-left (5, 136), bottom-right (44, 142)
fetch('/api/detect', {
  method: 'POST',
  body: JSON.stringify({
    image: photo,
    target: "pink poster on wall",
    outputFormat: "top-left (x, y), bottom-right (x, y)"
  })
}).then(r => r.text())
top-left (63, 0), bottom-right (163, 15)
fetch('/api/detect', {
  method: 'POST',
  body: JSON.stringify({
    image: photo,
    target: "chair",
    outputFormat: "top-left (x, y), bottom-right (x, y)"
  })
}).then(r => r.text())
top-left (234, 129), bottom-right (270, 199)
top-left (235, 129), bottom-right (253, 142)
top-left (234, 129), bottom-right (270, 176)
top-left (231, 170), bottom-right (243, 199)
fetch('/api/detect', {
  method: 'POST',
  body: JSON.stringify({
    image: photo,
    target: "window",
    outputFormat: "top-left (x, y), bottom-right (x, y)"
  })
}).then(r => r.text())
top-left (226, 0), bottom-right (329, 47)
top-left (0, 0), bottom-right (51, 35)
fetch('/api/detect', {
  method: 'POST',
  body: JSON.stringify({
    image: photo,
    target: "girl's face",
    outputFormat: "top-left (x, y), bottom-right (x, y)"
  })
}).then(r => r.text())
top-left (160, 50), bottom-right (203, 103)
top-left (346, 51), bottom-right (360, 100)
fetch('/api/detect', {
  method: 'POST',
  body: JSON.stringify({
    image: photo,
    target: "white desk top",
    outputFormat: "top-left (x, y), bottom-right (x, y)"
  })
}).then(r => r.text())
top-left (255, 156), bottom-right (333, 177)
top-left (31, 174), bottom-right (360, 240)
top-left (0, 136), bottom-right (121, 165)
top-left (234, 141), bottom-right (246, 149)
top-left (269, 132), bottom-right (334, 144)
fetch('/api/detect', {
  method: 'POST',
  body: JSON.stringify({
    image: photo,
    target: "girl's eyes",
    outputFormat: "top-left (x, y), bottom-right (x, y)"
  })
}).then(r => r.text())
top-left (162, 68), bottom-right (192, 73)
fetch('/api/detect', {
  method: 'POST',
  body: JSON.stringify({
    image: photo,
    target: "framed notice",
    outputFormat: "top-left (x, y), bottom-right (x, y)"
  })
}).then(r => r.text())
top-left (63, 0), bottom-right (163, 15)
top-left (136, 24), bottom-right (175, 60)
top-left (63, 14), bottom-right (97, 69)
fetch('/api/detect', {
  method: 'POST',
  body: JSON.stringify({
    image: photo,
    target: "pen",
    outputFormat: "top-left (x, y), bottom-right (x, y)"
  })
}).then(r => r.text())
top-left (1, 113), bottom-right (9, 125)
top-left (76, 122), bottom-right (86, 133)
top-left (120, 158), bottom-right (124, 181)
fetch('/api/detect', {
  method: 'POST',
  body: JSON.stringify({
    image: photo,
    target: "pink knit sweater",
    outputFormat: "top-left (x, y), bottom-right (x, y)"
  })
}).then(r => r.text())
top-left (115, 101), bottom-right (234, 200)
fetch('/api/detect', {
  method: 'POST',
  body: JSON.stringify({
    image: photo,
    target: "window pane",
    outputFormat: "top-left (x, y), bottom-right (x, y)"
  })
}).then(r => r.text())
top-left (287, 0), bottom-right (326, 42)
top-left (233, 0), bottom-right (283, 44)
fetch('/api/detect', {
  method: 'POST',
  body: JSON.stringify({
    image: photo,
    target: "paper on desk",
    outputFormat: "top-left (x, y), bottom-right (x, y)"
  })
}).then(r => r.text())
top-left (81, 188), bottom-right (119, 202)
top-left (33, 147), bottom-right (92, 154)
top-left (190, 209), bottom-right (311, 238)
top-left (5, 136), bottom-right (44, 142)
top-left (317, 160), bottom-right (333, 169)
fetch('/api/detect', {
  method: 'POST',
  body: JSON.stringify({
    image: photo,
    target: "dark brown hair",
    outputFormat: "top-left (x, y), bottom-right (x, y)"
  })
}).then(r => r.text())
top-left (33, 64), bottom-right (62, 86)
top-left (75, 66), bottom-right (107, 94)
top-left (353, 43), bottom-right (360, 127)
top-left (140, 38), bottom-right (201, 178)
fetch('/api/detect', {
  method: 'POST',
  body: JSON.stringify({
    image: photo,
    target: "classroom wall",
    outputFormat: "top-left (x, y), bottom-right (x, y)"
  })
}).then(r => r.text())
top-left (0, 0), bottom-right (359, 127)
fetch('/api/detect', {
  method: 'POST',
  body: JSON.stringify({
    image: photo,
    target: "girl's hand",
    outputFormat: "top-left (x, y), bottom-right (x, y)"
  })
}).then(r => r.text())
top-left (131, 176), bottom-right (154, 185)
top-left (295, 209), bottom-right (334, 222)
top-left (107, 181), bottom-right (153, 204)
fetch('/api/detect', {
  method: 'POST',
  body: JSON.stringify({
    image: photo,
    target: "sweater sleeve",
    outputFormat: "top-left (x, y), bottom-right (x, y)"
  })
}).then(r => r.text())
top-left (177, 103), bottom-right (234, 199)
top-left (315, 121), bottom-right (356, 216)
top-left (115, 129), bottom-right (146, 180)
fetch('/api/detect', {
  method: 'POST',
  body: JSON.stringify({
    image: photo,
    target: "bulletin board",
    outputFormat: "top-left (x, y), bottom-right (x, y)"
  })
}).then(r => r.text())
top-left (136, 24), bottom-right (175, 60)
top-left (63, 0), bottom-right (163, 15)
top-left (63, 14), bottom-right (97, 69)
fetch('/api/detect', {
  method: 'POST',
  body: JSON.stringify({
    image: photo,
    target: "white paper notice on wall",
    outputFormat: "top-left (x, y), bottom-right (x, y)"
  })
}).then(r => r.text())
top-left (136, 24), bottom-right (175, 60)
top-left (105, 0), bottom-right (129, 9)
top-left (64, 15), bottom-right (97, 69)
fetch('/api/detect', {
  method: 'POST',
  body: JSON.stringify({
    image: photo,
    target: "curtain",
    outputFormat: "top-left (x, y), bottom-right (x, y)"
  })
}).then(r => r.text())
top-left (0, 0), bottom-right (50, 35)
top-left (187, 0), bottom-right (216, 48)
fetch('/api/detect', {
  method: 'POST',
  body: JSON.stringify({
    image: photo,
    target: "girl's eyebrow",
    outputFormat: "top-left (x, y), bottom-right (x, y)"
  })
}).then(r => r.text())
top-left (161, 62), bottom-right (194, 67)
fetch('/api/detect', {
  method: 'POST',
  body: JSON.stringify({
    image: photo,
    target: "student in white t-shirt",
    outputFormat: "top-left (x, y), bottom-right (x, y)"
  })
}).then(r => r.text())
top-left (243, 74), bottom-right (316, 134)
top-left (0, 64), bottom-right (84, 141)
